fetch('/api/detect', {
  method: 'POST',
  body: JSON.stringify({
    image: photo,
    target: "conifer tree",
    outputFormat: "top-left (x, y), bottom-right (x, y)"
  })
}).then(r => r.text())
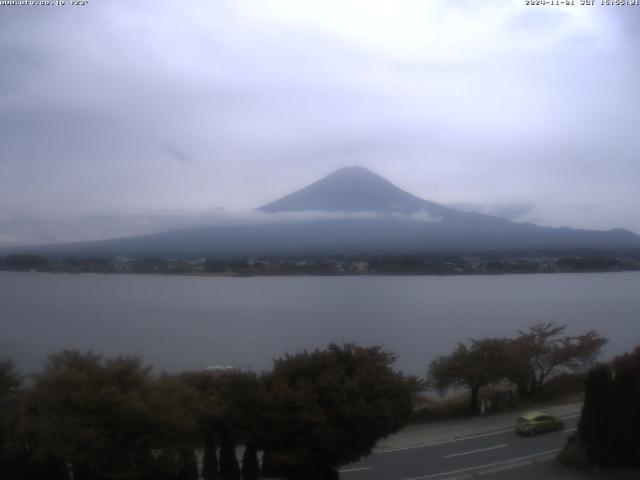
top-left (260, 449), bottom-right (286, 479)
top-left (577, 346), bottom-right (640, 467)
top-left (578, 364), bottom-right (613, 464)
top-left (219, 430), bottom-right (240, 480)
top-left (241, 443), bottom-right (259, 480)
top-left (202, 432), bottom-right (218, 480)
top-left (176, 448), bottom-right (199, 480)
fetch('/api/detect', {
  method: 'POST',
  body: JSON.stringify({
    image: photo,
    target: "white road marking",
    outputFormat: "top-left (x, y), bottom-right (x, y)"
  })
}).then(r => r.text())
top-left (535, 454), bottom-right (559, 462)
top-left (562, 427), bottom-right (577, 433)
top-left (338, 466), bottom-right (372, 473)
top-left (440, 475), bottom-right (471, 480)
top-left (401, 448), bottom-right (561, 480)
top-left (561, 413), bottom-right (580, 420)
top-left (443, 443), bottom-right (508, 458)
top-left (478, 460), bottom-right (531, 475)
top-left (376, 429), bottom-right (513, 454)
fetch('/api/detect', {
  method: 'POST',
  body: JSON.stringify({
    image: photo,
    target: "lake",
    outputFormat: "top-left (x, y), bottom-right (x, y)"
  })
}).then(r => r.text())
top-left (1, 271), bottom-right (639, 376)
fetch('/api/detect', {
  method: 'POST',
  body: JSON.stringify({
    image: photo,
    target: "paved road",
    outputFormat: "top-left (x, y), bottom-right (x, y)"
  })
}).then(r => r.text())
top-left (339, 413), bottom-right (579, 480)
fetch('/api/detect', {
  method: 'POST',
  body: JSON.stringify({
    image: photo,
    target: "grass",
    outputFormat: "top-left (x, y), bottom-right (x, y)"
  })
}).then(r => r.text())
top-left (409, 391), bottom-right (475, 424)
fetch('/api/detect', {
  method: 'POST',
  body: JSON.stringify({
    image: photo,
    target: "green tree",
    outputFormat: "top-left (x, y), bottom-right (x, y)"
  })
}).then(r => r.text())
top-left (428, 338), bottom-right (510, 413)
top-left (219, 429), bottom-right (240, 480)
top-left (0, 359), bottom-right (22, 450)
top-left (202, 431), bottom-right (218, 480)
top-left (609, 345), bottom-right (640, 466)
top-left (261, 343), bottom-right (416, 479)
top-left (30, 351), bottom-right (199, 480)
top-left (578, 364), bottom-right (614, 465)
top-left (509, 323), bottom-right (607, 398)
top-left (176, 447), bottom-right (199, 480)
top-left (241, 443), bottom-right (259, 480)
top-left (0, 360), bottom-right (21, 397)
top-left (575, 345), bottom-right (640, 467)
top-left (0, 359), bottom-right (28, 480)
top-left (180, 371), bottom-right (266, 480)
top-left (0, 359), bottom-right (71, 480)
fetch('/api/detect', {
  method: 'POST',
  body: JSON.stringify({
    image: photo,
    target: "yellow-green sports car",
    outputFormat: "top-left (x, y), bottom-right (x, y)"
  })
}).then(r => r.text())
top-left (515, 411), bottom-right (565, 435)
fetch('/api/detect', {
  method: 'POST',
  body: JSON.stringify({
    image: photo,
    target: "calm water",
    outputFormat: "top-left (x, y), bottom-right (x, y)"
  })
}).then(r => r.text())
top-left (1, 271), bottom-right (639, 375)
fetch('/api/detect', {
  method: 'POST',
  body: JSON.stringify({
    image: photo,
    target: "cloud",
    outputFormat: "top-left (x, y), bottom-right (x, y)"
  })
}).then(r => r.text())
top-left (0, 209), bottom-right (444, 248)
top-left (390, 211), bottom-right (442, 223)
top-left (0, 1), bottom-right (638, 237)
top-left (163, 144), bottom-right (193, 164)
top-left (447, 202), bottom-right (537, 221)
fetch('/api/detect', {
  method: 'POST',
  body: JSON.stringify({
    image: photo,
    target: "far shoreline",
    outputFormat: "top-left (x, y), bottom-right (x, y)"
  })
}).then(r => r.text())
top-left (2, 251), bottom-right (639, 278)
top-left (2, 268), bottom-right (639, 279)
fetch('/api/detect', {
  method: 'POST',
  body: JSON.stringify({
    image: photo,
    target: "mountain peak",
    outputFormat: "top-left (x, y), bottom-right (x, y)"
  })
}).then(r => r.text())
top-left (258, 166), bottom-right (446, 214)
top-left (329, 165), bottom-right (380, 176)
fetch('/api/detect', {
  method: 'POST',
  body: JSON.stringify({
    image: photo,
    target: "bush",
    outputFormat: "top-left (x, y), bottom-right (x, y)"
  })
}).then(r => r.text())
top-left (410, 392), bottom-right (471, 423)
top-left (557, 433), bottom-right (589, 469)
top-left (527, 372), bottom-right (587, 402)
top-left (261, 343), bottom-right (417, 475)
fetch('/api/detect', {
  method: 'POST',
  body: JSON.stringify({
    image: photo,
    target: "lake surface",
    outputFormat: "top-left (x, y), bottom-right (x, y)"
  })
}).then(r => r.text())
top-left (1, 271), bottom-right (639, 375)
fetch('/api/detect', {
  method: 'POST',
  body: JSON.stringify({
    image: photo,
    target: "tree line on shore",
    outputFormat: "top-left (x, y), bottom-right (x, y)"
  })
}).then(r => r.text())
top-left (2, 252), bottom-right (640, 276)
top-left (0, 344), bottom-right (417, 480)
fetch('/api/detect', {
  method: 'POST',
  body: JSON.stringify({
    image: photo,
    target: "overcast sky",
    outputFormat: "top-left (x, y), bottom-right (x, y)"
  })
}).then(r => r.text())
top-left (1, 0), bottom-right (639, 245)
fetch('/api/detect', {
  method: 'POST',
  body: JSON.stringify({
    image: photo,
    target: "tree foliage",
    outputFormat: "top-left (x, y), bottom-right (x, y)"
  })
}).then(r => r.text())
top-left (261, 343), bottom-right (417, 476)
top-left (0, 359), bottom-right (22, 442)
top-left (219, 429), bottom-right (241, 480)
top-left (577, 345), bottom-right (640, 467)
top-left (202, 431), bottom-right (218, 480)
top-left (241, 443), bottom-right (260, 480)
top-left (1, 344), bottom-right (419, 479)
top-left (0, 360), bottom-right (21, 398)
top-left (428, 323), bottom-right (607, 411)
top-left (176, 447), bottom-right (199, 480)
top-left (510, 322), bottom-right (607, 397)
top-left (29, 351), bottom-right (199, 480)
top-left (428, 338), bottom-right (509, 413)
top-left (180, 370), bottom-right (265, 480)
top-left (0, 360), bottom-right (25, 479)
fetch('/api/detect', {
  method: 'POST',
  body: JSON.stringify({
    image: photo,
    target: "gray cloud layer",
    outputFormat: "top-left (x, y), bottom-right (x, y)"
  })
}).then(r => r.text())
top-left (0, 209), bottom-right (441, 247)
top-left (1, 1), bottom-right (639, 246)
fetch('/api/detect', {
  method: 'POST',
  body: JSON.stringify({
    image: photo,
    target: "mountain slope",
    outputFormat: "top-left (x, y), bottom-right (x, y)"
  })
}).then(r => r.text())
top-left (4, 166), bottom-right (640, 257)
top-left (259, 166), bottom-right (451, 215)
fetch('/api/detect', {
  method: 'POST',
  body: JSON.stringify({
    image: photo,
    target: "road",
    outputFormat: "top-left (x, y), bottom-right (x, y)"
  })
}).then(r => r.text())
top-left (339, 413), bottom-right (580, 480)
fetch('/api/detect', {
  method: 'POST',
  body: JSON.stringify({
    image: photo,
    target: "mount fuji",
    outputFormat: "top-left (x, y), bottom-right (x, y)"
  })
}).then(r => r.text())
top-left (6, 166), bottom-right (640, 257)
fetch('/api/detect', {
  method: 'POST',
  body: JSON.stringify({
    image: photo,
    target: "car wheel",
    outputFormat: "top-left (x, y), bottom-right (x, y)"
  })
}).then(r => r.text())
top-left (529, 428), bottom-right (537, 436)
